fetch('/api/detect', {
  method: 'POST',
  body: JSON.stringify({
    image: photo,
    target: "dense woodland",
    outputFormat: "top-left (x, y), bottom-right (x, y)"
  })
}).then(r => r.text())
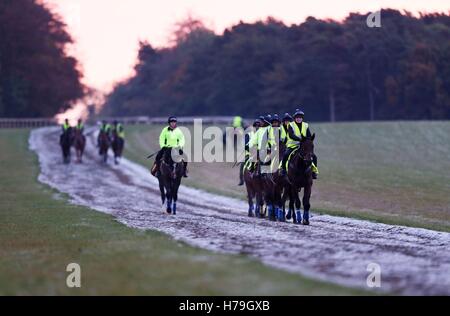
top-left (103, 10), bottom-right (450, 121)
top-left (0, 0), bottom-right (84, 118)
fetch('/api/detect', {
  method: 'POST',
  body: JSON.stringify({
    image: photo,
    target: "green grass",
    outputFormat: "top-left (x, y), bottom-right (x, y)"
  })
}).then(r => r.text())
top-left (0, 129), bottom-right (366, 295)
top-left (125, 121), bottom-right (450, 232)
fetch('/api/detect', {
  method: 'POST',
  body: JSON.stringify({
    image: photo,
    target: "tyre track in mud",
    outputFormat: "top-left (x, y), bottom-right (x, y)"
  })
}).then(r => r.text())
top-left (29, 127), bottom-right (450, 295)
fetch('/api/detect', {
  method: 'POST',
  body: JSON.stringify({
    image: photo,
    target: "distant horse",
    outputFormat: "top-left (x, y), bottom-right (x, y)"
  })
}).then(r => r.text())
top-left (111, 133), bottom-right (124, 165)
top-left (98, 131), bottom-right (110, 163)
top-left (243, 161), bottom-right (265, 218)
top-left (59, 128), bottom-right (73, 164)
top-left (158, 150), bottom-right (185, 214)
top-left (73, 129), bottom-right (86, 163)
top-left (283, 134), bottom-right (316, 225)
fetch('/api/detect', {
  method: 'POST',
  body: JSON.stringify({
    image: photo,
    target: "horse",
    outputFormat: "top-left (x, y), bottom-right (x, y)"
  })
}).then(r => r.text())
top-left (111, 133), bottom-right (124, 165)
top-left (243, 162), bottom-right (265, 217)
top-left (59, 128), bottom-right (73, 164)
top-left (158, 149), bottom-right (185, 214)
top-left (98, 131), bottom-right (110, 163)
top-left (283, 134), bottom-right (316, 225)
top-left (73, 128), bottom-right (86, 163)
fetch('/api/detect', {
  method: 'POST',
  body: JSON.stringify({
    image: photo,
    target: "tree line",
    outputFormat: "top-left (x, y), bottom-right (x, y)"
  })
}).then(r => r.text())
top-left (0, 0), bottom-right (84, 118)
top-left (103, 9), bottom-right (450, 121)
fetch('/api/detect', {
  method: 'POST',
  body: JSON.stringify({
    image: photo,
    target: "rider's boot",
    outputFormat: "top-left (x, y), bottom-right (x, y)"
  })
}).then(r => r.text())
top-left (312, 172), bottom-right (318, 179)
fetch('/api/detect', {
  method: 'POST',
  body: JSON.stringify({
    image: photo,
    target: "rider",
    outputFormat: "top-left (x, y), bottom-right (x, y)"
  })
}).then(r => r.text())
top-left (75, 119), bottom-right (84, 133)
top-left (111, 120), bottom-right (125, 139)
top-left (61, 118), bottom-right (71, 134)
top-left (280, 113), bottom-right (293, 146)
top-left (152, 116), bottom-right (188, 178)
top-left (249, 115), bottom-right (275, 174)
top-left (97, 120), bottom-right (111, 149)
top-left (232, 116), bottom-right (243, 129)
top-left (238, 118), bottom-right (260, 185)
top-left (280, 109), bottom-right (318, 179)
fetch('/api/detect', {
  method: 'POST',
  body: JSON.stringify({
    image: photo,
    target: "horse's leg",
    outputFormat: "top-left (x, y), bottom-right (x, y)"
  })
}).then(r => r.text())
top-left (158, 177), bottom-right (166, 207)
top-left (282, 188), bottom-right (290, 220)
top-left (245, 179), bottom-right (254, 217)
top-left (172, 178), bottom-right (181, 215)
top-left (302, 185), bottom-right (311, 225)
top-left (295, 188), bottom-right (303, 224)
top-left (165, 180), bottom-right (172, 214)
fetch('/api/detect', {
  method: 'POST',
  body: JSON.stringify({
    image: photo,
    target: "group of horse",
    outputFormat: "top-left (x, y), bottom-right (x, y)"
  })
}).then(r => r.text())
top-left (243, 134), bottom-right (316, 225)
top-left (59, 127), bottom-right (86, 164)
top-left (59, 126), bottom-right (124, 165)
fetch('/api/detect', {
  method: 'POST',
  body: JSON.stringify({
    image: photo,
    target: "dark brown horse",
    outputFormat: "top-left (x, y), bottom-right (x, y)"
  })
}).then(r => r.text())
top-left (73, 129), bottom-right (86, 163)
top-left (158, 150), bottom-right (185, 214)
top-left (98, 131), bottom-right (110, 163)
top-left (283, 134), bottom-right (316, 225)
top-left (111, 133), bottom-right (124, 165)
top-left (59, 128), bottom-right (73, 164)
top-left (243, 162), bottom-right (265, 217)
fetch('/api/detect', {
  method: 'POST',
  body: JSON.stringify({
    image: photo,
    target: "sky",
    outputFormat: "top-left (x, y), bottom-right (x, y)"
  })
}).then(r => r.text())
top-left (44, 0), bottom-right (449, 93)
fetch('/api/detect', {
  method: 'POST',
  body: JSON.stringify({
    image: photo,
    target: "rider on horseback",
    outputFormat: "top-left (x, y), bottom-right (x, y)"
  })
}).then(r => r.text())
top-left (280, 109), bottom-right (319, 179)
top-left (248, 115), bottom-right (275, 175)
top-left (61, 118), bottom-right (71, 133)
top-left (75, 119), bottom-right (84, 133)
top-left (280, 113), bottom-right (293, 146)
top-left (111, 120), bottom-right (125, 139)
top-left (239, 118), bottom-right (260, 186)
top-left (152, 116), bottom-right (188, 178)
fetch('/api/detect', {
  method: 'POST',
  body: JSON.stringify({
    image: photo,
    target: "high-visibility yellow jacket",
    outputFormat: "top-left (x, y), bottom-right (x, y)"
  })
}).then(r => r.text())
top-left (159, 126), bottom-right (185, 148)
top-left (249, 126), bottom-right (275, 151)
top-left (62, 122), bottom-right (70, 131)
top-left (100, 124), bottom-right (111, 133)
top-left (232, 116), bottom-right (242, 128)
top-left (286, 122), bottom-right (309, 148)
top-left (112, 123), bottom-right (125, 138)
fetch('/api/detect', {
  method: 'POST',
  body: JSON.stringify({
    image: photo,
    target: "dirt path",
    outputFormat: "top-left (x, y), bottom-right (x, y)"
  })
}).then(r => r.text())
top-left (29, 127), bottom-right (450, 295)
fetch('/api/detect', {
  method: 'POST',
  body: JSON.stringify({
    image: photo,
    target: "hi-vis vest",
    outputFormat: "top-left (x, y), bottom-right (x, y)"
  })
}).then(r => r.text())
top-left (63, 122), bottom-right (70, 131)
top-left (76, 123), bottom-right (84, 130)
top-left (114, 123), bottom-right (125, 138)
top-left (250, 126), bottom-right (276, 151)
top-left (232, 116), bottom-right (242, 128)
top-left (159, 126), bottom-right (185, 148)
top-left (286, 122), bottom-right (309, 148)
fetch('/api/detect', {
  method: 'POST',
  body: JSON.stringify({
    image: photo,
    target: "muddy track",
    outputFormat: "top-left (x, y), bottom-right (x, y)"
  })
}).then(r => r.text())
top-left (29, 127), bottom-right (450, 295)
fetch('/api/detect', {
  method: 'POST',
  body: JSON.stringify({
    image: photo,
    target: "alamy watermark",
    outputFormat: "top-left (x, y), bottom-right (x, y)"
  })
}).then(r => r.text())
top-left (366, 262), bottom-right (381, 288)
top-left (66, 263), bottom-right (81, 288)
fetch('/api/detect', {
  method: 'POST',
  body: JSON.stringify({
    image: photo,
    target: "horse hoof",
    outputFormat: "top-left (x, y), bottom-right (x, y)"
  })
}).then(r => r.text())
top-left (166, 209), bottom-right (172, 214)
top-left (248, 212), bottom-right (254, 217)
top-left (302, 220), bottom-right (310, 225)
top-left (286, 211), bottom-right (291, 220)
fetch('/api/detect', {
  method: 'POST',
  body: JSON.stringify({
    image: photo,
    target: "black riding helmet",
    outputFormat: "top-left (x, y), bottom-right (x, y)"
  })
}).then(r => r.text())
top-left (293, 109), bottom-right (305, 118)
top-left (168, 116), bottom-right (177, 124)
top-left (253, 119), bottom-right (260, 127)
top-left (259, 115), bottom-right (270, 125)
top-left (271, 114), bottom-right (280, 123)
top-left (283, 113), bottom-right (293, 122)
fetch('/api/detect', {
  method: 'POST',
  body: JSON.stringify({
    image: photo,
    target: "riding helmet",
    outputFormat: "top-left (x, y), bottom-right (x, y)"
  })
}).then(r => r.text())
top-left (168, 116), bottom-right (178, 123)
top-left (271, 114), bottom-right (280, 123)
top-left (283, 113), bottom-right (293, 122)
top-left (293, 109), bottom-right (305, 118)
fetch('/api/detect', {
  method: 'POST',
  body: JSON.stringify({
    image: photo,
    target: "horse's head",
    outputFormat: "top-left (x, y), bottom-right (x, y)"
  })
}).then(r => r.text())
top-left (292, 133), bottom-right (315, 169)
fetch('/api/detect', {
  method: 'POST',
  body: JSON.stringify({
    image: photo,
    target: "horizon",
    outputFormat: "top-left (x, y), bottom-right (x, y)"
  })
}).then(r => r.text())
top-left (44, 0), bottom-right (449, 93)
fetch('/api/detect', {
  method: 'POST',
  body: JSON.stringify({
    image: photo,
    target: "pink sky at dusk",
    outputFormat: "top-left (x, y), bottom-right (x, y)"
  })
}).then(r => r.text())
top-left (44, 0), bottom-right (450, 93)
